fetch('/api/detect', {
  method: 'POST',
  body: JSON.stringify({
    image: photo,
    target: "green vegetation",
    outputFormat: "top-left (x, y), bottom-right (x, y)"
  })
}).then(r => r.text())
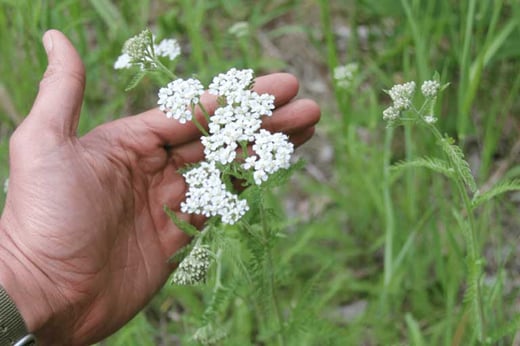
top-left (1, 0), bottom-right (519, 344)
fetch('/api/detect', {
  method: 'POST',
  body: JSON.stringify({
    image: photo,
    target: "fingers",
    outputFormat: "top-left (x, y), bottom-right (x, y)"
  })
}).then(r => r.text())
top-left (262, 98), bottom-right (321, 134)
top-left (130, 73), bottom-right (300, 147)
top-left (22, 30), bottom-right (85, 144)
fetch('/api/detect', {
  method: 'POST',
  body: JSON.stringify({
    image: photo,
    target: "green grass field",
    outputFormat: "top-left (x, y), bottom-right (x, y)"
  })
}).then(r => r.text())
top-left (1, 0), bottom-right (519, 345)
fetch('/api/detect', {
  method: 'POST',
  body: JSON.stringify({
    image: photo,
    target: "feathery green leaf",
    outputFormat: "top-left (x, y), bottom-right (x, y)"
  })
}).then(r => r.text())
top-left (471, 179), bottom-right (520, 209)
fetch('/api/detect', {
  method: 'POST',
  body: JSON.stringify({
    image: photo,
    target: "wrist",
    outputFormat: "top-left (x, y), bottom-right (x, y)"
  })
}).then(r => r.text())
top-left (0, 220), bottom-right (54, 336)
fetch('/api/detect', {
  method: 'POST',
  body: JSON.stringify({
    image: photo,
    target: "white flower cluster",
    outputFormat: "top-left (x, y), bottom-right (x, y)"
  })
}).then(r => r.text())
top-left (333, 63), bottom-right (358, 89)
top-left (160, 68), bottom-right (294, 224)
top-left (421, 80), bottom-right (440, 98)
top-left (383, 81), bottom-right (416, 121)
top-left (157, 78), bottom-right (204, 123)
top-left (388, 81), bottom-right (416, 111)
top-left (172, 245), bottom-right (212, 285)
top-left (114, 30), bottom-right (181, 70)
top-left (180, 162), bottom-right (249, 224)
top-left (424, 115), bottom-right (437, 124)
top-left (208, 68), bottom-right (255, 98)
top-left (243, 130), bottom-right (294, 185)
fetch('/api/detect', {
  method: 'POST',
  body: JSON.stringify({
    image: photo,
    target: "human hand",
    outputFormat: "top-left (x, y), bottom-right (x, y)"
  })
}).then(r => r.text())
top-left (0, 30), bottom-right (320, 345)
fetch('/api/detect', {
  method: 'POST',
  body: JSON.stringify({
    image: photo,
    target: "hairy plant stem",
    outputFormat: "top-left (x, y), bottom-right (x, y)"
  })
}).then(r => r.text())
top-left (154, 58), bottom-right (177, 80)
top-left (259, 198), bottom-right (285, 346)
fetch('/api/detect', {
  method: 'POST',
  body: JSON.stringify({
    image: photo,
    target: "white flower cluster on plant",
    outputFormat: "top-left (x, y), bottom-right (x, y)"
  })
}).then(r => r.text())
top-left (180, 162), bottom-right (249, 224)
top-left (157, 78), bottom-right (204, 123)
top-left (383, 81), bottom-right (416, 121)
top-left (388, 81), bottom-right (416, 111)
top-left (243, 130), bottom-right (294, 185)
top-left (172, 245), bottom-right (212, 285)
top-left (208, 68), bottom-right (255, 98)
top-left (114, 29), bottom-right (181, 70)
top-left (421, 80), bottom-right (440, 98)
top-left (159, 68), bottom-right (294, 225)
top-left (333, 63), bottom-right (358, 89)
top-left (154, 38), bottom-right (181, 61)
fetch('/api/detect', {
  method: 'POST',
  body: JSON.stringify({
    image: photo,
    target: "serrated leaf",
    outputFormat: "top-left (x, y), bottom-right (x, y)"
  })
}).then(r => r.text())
top-left (124, 70), bottom-right (146, 91)
top-left (163, 205), bottom-right (199, 237)
top-left (391, 157), bottom-right (455, 178)
top-left (440, 136), bottom-right (477, 192)
top-left (471, 179), bottom-right (520, 209)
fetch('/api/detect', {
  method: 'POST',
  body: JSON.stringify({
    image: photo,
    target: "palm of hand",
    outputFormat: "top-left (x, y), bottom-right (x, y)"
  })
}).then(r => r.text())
top-left (4, 118), bottom-right (194, 343)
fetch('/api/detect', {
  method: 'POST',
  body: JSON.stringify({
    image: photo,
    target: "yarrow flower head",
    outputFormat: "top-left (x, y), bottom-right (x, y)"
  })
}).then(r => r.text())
top-left (243, 130), bottom-right (294, 185)
top-left (114, 30), bottom-right (181, 70)
top-left (122, 29), bottom-right (154, 64)
top-left (157, 78), bottom-right (204, 123)
top-left (388, 81), bottom-right (416, 111)
top-left (180, 162), bottom-right (249, 224)
top-left (421, 80), bottom-right (440, 98)
top-left (154, 38), bottom-right (181, 61)
top-left (382, 106), bottom-right (401, 122)
top-left (208, 68), bottom-right (254, 99)
top-left (172, 245), bottom-right (212, 285)
top-left (333, 63), bottom-right (359, 89)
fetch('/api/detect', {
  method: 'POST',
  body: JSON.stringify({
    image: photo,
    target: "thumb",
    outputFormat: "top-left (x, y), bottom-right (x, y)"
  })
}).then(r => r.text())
top-left (24, 30), bottom-right (85, 142)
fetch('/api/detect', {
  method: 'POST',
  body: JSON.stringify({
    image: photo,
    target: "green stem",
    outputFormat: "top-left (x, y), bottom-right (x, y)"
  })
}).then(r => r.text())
top-left (259, 198), bottom-right (285, 346)
top-left (429, 125), bottom-right (485, 340)
top-left (154, 58), bottom-right (177, 80)
top-left (383, 127), bottom-right (395, 289)
top-left (198, 101), bottom-right (212, 124)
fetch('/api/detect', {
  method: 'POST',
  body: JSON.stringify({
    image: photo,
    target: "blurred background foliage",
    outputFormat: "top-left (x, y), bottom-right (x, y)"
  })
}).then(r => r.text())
top-left (0, 0), bottom-right (519, 344)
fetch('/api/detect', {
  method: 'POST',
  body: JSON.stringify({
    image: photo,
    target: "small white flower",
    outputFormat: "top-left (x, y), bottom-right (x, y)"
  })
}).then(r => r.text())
top-left (421, 80), bottom-right (440, 98)
top-left (114, 53), bottom-right (133, 70)
top-left (158, 78), bottom-right (204, 123)
top-left (180, 162), bottom-right (249, 224)
top-left (333, 63), bottom-right (358, 89)
top-left (388, 81), bottom-right (416, 111)
top-left (208, 68), bottom-right (254, 98)
top-left (228, 21), bottom-right (250, 38)
top-left (227, 90), bottom-right (275, 118)
top-left (424, 115), bottom-right (437, 124)
top-left (155, 38), bottom-right (181, 61)
top-left (243, 129), bottom-right (294, 185)
top-left (382, 106), bottom-right (400, 121)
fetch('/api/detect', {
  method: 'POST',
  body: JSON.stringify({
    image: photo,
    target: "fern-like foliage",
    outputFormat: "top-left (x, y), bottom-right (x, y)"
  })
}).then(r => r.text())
top-left (439, 136), bottom-right (477, 192)
top-left (471, 179), bottom-right (520, 209)
top-left (487, 314), bottom-right (520, 344)
top-left (125, 70), bottom-right (147, 91)
top-left (163, 205), bottom-right (199, 237)
top-left (391, 157), bottom-right (455, 179)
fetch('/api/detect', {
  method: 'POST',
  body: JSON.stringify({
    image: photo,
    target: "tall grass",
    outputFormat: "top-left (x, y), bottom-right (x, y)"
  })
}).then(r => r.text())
top-left (0, 0), bottom-right (519, 345)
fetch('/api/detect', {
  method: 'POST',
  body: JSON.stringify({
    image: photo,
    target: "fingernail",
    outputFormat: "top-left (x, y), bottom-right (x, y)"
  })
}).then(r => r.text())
top-left (43, 31), bottom-right (53, 54)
